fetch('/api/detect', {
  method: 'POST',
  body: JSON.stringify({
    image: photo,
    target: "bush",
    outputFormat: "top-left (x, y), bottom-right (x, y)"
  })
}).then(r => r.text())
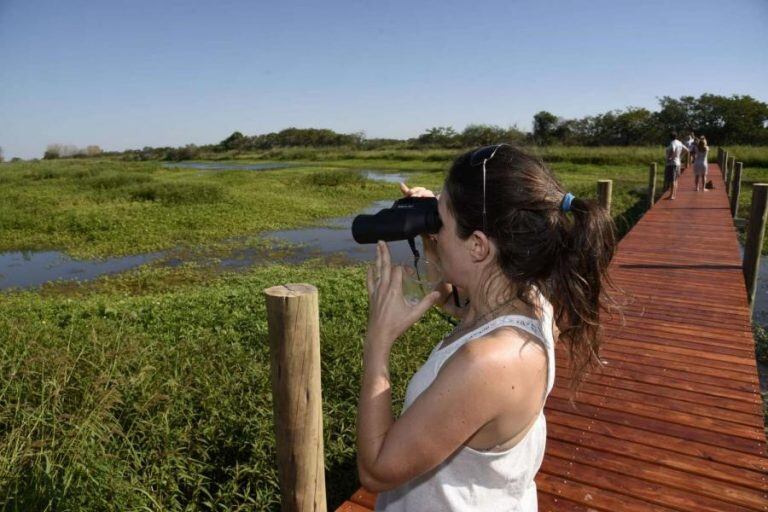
top-left (754, 324), bottom-right (768, 364)
top-left (85, 172), bottom-right (154, 190)
top-left (128, 182), bottom-right (225, 205)
top-left (304, 170), bottom-right (366, 187)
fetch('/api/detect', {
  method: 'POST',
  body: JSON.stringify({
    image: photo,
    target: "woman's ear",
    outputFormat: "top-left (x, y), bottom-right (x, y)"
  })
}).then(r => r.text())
top-left (468, 230), bottom-right (494, 262)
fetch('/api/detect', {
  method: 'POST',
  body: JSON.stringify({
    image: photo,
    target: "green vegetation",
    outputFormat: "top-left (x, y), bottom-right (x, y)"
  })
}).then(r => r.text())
top-left (0, 159), bottom-right (393, 258)
top-left (1, 146), bottom-right (767, 510)
top-left (0, 262), bottom-right (432, 510)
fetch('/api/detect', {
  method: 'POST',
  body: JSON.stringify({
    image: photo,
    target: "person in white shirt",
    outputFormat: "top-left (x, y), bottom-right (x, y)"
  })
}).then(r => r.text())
top-left (684, 132), bottom-right (696, 168)
top-left (663, 131), bottom-right (689, 200)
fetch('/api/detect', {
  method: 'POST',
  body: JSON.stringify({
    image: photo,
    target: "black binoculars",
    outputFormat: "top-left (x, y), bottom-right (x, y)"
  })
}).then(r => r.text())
top-left (351, 197), bottom-right (441, 244)
top-left (351, 197), bottom-right (464, 310)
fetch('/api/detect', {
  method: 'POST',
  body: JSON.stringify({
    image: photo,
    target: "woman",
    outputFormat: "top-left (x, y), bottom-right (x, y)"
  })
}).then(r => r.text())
top-left (693, 136), bottom-right (709, 192)
top-left (357, 144), bottom-right (615, 511)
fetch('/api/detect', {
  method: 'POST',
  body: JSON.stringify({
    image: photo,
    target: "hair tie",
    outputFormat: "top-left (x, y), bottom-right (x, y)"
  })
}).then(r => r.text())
top-left (561, 192), bottom-right (575, 212)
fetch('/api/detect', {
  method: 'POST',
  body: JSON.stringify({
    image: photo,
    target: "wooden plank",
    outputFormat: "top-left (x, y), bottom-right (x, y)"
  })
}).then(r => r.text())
top-left (334, 500), bottom-right (373, 512)
top-left (554, 376), bottom-right (763, 427)
top-left (541, 456), bottom-right (757, 512)
top-left (536, 471), bottom-right (675, 512)
top-left (349, 488), bottom-right (376, 509)
top-left (546, 438), bottom-right (768, 509)
top-left (546, 414), bottom-right (768, 491)
top-left (546, 397), bottom-right (768, 472)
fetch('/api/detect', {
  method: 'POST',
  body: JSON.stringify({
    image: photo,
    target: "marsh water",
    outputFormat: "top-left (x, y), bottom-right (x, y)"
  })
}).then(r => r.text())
top-left (0, 169), bottom-right (417, 291)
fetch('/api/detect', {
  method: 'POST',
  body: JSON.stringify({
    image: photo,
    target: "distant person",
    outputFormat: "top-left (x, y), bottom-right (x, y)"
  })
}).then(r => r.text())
top-left (359, 144), bottom-right (616, 511)
top-left (663, 131), bottom-right (689, 200)
top-left (684, 131), bottom-right (696, 168)
top-left (693, 136), bottom-right (709, 192)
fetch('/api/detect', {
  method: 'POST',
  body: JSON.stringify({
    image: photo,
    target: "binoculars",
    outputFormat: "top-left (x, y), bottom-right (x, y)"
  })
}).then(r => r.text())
top-left (352, 197), bottom-right (464, 309)
top-left (351, 196), bottom-right (441, 244)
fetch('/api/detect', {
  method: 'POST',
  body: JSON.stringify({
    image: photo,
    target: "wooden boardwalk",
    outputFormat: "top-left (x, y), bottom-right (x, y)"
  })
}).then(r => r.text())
top-left (336, 163), bottom-right (768, 511)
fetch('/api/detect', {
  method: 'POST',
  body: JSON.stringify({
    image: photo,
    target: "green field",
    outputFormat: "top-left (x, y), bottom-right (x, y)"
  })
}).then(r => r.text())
top-left (1, 146), bottom-right (766, 510)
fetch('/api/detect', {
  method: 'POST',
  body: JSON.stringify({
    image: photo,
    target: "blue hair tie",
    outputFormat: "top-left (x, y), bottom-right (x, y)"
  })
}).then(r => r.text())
top-left (561, 192), bottom-right (575, 213)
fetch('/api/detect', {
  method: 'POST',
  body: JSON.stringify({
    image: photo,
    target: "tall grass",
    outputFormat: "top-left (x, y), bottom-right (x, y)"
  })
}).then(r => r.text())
top-left (0, 263), bottom-right (442, 511)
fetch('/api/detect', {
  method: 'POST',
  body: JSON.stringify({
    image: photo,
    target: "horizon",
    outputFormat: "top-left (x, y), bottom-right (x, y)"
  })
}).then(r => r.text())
top-left (1, 0), bottom-right (767, 160)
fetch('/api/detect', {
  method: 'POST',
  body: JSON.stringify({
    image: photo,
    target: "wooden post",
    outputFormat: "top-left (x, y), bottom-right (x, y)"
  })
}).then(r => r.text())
top-left (648, 163), bottom-right (657, 210)
top-left (730, 162), bottom-right (743, 218)
top-left (725, 156), bottom-right (733, 195)
top-left (743, 185), bottom-right (768, 317)
top-left (265, 284), bottom-right (327, 512)
top-left (717, 148), bottom-right (723, 171)
top-left (722, 150), bottom-right (729, 180)
top-left (597, 179), bottom-right (613, 214)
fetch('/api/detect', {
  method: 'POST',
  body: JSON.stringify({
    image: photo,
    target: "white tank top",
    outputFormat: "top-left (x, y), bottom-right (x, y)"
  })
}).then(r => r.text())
top-left (375, 300), bottom-right (556, 512)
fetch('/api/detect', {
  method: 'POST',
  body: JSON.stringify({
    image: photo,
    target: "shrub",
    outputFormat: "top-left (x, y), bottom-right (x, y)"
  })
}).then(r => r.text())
top-left (128, 182), bottom-right (225, 205)
top-left (754, 324), bottom-right (768, 364)
top-left (85, 172), bottom-right (154, 190)
top-left (304, 170), bottom-right (366, 187)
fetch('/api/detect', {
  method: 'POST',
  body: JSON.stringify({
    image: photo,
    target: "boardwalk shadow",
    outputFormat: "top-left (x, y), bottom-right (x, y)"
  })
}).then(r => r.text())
top-left (326, 455), bottom-right (360, 510)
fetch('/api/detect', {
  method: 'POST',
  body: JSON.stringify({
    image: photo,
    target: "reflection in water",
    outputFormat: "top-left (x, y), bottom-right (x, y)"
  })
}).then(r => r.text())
top-left (0, 251), bottom-right (162, 290)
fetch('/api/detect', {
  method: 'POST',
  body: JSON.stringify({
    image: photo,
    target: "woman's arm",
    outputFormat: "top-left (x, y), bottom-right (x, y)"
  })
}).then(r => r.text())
top-left (357, 330), bottom-right (546, 492)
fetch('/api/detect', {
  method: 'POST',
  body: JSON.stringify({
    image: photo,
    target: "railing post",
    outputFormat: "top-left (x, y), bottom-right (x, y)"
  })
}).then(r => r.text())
top-left (722, 150), bottom-right (729, 180)
top-left (743, 185), bottom-right (768, 317)
top-left (725, 156), bottom-right (732, 195)
top-left (730, 162), bottom-right (743, 218)
top-left (648, 163), bottom-right (657, 210)
top-left (597, 179), bottom-right (613, 214)
top-left (265, 283), bottom-right (327, 512)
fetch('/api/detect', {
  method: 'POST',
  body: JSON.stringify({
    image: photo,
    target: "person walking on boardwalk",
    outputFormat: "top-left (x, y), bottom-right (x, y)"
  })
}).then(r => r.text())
top-left (663, 131), bottom-right (689, 200)
top-left (358, 144), bottom-right (616, 511)
top-left (684, 131), bottom-right (696, 169)
top-left (693, 136), bottom-right (709, 192)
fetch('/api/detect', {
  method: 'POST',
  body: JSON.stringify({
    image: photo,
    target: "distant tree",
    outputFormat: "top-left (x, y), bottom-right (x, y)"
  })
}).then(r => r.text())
top-left (11, 157), bottom-right (21, 162)
top-left (86, 145), bottom-right (102, 157)
top-left (533, 111), bottom-right (559, 145)
top-left (165, 144), bottom-right (199, 161)
top-left (417, 126), bottom-right (459, 147)
top-left (220, 131), bottom-right (246, 150)
top-left (44, 144), bottom-right (62, 159)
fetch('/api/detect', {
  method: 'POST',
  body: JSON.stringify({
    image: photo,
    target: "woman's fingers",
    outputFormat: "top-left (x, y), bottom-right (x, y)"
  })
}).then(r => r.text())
top-left (399, 182), bottom-right (434, 198)
top-left (366, 264), bottom-right (375, 296)
top-left (378, 241), bottom-right (391, 286)
top-left (375, 241), bottom-right (383, 288)
top-left (411, 290), bottom-right (443, 321)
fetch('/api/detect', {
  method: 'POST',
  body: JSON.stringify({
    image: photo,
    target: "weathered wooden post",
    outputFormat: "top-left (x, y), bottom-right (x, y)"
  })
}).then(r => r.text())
top-left (597, 179), bottom-right (612, 214)
top-left (730, 162), bottom-right (743, 218)
top-left (743, 185), bottom-right (768, 317)
top-left (717, 148), bottom-right (723, 171)
top-left (722, 150), bottom-right (729, 180)
top-left (648, 163), bottom-right (657, 210)
top-left (265, 284), bottom-right (327, 512)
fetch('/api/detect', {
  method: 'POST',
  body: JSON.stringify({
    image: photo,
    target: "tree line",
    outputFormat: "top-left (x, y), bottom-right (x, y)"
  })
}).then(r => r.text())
top-left (29, 93), bottom-right (766, 162)
top-left (531, 94), bottom-right (768, 146)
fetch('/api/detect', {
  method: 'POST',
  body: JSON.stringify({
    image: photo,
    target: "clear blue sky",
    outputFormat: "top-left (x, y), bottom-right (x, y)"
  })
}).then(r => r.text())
top-left (1, 0), bottom-right (766, 159)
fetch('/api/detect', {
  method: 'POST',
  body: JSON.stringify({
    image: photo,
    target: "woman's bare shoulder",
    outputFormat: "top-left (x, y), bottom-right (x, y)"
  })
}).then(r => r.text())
top-left (448, 327), bottom-right (547, 381)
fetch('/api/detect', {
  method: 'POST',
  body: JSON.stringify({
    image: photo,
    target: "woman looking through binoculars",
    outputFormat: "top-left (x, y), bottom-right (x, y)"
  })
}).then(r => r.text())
top-left (357, 144), bottom-right (616, 511)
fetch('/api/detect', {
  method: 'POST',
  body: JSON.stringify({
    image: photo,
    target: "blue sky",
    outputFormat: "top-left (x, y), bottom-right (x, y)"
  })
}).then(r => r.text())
top-left (1, 0), bottom-right (766, 159)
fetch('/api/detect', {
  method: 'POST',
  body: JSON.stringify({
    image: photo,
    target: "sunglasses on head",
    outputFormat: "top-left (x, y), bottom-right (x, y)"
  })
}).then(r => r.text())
top-left (469, 144), bottom-right (508, 233)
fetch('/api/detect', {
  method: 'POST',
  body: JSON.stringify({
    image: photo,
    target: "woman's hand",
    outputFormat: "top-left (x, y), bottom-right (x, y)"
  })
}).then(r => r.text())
top-left (365, 241), bottom-right (441, 354)
top-left (399, 182), bottom-right (467, 320)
